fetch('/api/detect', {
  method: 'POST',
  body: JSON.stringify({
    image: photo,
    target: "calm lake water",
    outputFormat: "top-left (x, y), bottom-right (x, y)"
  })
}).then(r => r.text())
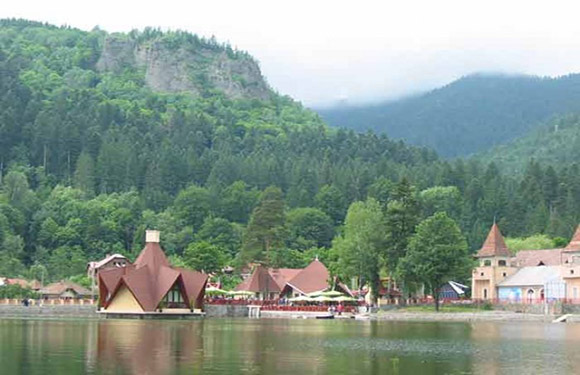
top-left (0, 318), bottom-right (578, 374)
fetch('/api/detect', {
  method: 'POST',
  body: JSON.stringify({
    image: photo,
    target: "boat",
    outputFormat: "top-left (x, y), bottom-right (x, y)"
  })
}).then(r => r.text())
top-left (315, 314), bottom-right (335, 319)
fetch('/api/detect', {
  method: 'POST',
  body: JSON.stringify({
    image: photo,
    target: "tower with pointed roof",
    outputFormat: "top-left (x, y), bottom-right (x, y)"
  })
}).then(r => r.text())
top-left (472, 223), bottom-right (518, 300)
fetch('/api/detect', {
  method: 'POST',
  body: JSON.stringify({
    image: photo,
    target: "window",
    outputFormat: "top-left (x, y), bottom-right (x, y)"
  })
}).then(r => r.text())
top-left (163, 283), bottom-right (186, 308)
top-left (484, 260), bottom-right (491, 266)
top-left (480, 272), bottom-right (484, 277)
top-left (483, 289), bottom-right (488, 299)
top-left (571, 269), bottom-right (575, 275)
top-left (526, 289), bottom-right (535, 304)
top-left (502, 272), bottom-right (507, 277)
top-left (498, 260), bottom-right (506, 266)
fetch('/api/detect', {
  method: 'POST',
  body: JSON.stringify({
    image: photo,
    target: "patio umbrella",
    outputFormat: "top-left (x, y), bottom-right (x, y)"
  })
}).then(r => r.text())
top-left (206, 286), bottom-right (227, 294)
top-left (307, 291), bottom-right (325, 297)
top-left (333, 295), bottom-right (356, 302)
top-left (228, 290), bottom-right (255, 296)
top-left (288, 295), bottom-right (312, 302)
top-left (312, 295), bottom-right (333, 302)
top-left (321, 290), bottom-right (344, 297)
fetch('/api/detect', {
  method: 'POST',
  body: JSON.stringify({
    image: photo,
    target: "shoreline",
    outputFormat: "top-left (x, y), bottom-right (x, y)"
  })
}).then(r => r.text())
top-left (0, 304), bottom-right (578, 323)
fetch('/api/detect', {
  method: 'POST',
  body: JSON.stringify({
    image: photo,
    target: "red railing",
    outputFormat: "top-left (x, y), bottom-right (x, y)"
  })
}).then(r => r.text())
top-left (260, 305), bottom-right (357, 313)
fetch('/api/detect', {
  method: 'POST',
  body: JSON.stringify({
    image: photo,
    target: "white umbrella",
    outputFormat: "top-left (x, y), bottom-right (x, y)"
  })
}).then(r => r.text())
top-left (321, 290), bottom-right (343, 297)
top-left (289, 295), bottom-right (312, 302)
top-left (312, 295), bottom-right (333, 302)
top-left (206, 286), bottom-right (227, 294)
top-left (333, 295), bottom-right (356, 302)
top-left (228, 290), bottom-right (255, 296)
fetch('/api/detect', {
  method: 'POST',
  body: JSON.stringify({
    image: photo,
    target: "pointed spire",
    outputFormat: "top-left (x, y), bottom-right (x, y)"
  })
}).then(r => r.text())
top-left (564, 225), bottom-right (580, 252)
top-left (476, 223), bottom-right (511, 258)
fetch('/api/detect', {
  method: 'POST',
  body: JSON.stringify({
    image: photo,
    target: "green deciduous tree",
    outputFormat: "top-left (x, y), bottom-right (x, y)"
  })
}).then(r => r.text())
top-left (184, 241), bottom-right (226, 274)
top-left (397, 212), bottom-right (471, 311)
top-left (331, 198), bottom-right (385, 301)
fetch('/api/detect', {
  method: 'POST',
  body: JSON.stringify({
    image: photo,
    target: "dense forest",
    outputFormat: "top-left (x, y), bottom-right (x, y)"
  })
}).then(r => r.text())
top-left (1, 20), bottom-right (580, 290)
top-left (317, 73), bottom-right (580, 157)
top-left (476, 114), bottom-right (580, 173)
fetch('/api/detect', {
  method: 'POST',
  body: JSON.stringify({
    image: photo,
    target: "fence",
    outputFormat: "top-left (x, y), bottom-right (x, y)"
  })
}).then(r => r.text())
top-left (0, 298), bottom-right (95, 306)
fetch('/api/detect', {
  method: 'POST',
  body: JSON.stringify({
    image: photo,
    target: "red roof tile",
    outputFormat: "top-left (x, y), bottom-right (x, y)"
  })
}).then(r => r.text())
top-left (286, 259), bottom-right (330, 295)
top-left (476, 223), bottom-right (511, 257)
top-left (512, 249), bottom-right (567, 267)
top-left (565, 225), bottom-right (580, 252)
top-left (40, 281), bottom-right (91, 296)
top-left (269, 268), bottom-right (302, 289)
top-left (235, 265), bottom-right (281, 293)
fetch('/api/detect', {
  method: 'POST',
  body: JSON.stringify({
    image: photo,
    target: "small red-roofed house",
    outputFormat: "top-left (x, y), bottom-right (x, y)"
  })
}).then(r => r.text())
top-left (98, 230), bottom-right (208, 315)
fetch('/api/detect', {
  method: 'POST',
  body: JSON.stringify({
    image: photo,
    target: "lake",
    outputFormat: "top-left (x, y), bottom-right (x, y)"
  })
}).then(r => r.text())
top-left (0, 318), bottom-right (578, 374)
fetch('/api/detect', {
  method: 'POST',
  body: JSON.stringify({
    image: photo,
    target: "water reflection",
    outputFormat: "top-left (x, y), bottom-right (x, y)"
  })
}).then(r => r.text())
top-left (1, 318), bottom-right (580, 374)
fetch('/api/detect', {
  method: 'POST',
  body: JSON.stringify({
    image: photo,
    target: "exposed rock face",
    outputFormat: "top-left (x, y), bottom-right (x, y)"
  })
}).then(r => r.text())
top-left (96, 35), bottom-right (271, 100)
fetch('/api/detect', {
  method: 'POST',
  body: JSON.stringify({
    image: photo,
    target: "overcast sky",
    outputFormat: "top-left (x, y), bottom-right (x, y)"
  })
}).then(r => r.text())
top-left (3, 0), bottom-right (580, 107)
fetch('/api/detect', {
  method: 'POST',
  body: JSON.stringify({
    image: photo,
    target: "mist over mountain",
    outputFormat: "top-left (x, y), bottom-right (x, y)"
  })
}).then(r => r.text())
top-left (317, 73), bottom-right (580, 157)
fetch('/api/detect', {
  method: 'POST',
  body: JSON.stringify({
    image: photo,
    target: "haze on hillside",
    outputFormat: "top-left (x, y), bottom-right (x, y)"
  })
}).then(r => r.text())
top-left (3, 0), bottom-right (580, 107)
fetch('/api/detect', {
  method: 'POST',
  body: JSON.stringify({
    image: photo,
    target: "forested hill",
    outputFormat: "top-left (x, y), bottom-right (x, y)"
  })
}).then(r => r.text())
top-left (1, 20), bottom-right (580, 288)
top-left (317, 73), bottom-right (580, 157)
top-left (476, 114), bottom-right (580, 173)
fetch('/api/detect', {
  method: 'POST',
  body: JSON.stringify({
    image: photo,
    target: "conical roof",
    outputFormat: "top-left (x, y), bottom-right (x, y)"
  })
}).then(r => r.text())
top-left (235, 265), bottom-right (281, 293)
top-left (476, 223), bottom-right (511, 257)
top-left (564, 225), bottom-right (580, 252)
top-left (134, 242), bottom-right (170, 271)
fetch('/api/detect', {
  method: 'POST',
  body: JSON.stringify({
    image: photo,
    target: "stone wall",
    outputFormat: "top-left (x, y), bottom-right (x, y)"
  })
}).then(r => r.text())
top-left (0, 304), bottom-right (98, 318)
top-left (204, 304), bottom-right (249, 318)
top-left (492, 303), bottom-right (553, 315)
top-left (562, 304), bottom-right (580, 314)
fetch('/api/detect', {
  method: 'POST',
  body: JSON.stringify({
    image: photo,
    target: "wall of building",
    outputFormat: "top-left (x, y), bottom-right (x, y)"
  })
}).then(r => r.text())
top-left (105, 285), bottom-right (144, 312)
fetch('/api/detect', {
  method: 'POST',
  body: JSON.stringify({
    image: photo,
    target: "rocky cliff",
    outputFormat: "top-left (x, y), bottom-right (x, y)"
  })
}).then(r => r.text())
top-left (96, 33), bottom-right (271, 100)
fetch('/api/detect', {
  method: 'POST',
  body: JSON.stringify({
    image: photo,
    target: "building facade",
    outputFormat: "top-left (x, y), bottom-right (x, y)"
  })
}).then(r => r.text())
top-left (472, 224), bottom-right (580, 303)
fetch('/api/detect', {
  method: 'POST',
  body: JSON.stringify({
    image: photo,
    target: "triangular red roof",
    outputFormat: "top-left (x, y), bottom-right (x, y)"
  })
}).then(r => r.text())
top-left (235, 265), bottom-right (281, 293)
top-left (134, 242), bottom-right (170, 270)
top-left (286, 259), bottom-right (329, 294)
top-left (564, 225), bottom-right (580, 252)
top-left (476, 223), bottom-right (511, 257)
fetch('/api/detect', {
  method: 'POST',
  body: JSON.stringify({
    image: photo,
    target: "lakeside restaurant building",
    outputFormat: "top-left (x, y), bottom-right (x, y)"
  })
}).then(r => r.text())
top-left (98, 230), bottom-right (208, 315)
top-left (472, 223), bottom-right (580, 303)
top-left (234, 259), bottom-right (352, 300)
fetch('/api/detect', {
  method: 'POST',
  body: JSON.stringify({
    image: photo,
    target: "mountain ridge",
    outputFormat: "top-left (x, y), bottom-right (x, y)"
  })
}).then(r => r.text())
top-left (317, 73), bottom-right (580, 157)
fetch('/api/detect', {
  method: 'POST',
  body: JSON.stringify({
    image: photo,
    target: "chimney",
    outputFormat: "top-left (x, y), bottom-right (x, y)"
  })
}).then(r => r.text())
top-left (145, 230), bottom-right (160, 243)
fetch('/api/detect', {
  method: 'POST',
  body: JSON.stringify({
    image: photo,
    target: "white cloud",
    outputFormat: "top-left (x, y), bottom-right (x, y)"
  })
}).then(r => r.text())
top-left (3, 0), bottom-right (580, 106)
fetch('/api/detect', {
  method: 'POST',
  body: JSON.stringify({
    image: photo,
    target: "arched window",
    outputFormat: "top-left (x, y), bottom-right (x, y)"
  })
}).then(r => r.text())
top-left (526, 289), bottom-right (535, 304)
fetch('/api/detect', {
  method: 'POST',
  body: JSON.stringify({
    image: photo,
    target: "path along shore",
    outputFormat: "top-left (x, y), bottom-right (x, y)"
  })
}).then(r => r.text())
top-left (1, 304), bottom-right (579, 323)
